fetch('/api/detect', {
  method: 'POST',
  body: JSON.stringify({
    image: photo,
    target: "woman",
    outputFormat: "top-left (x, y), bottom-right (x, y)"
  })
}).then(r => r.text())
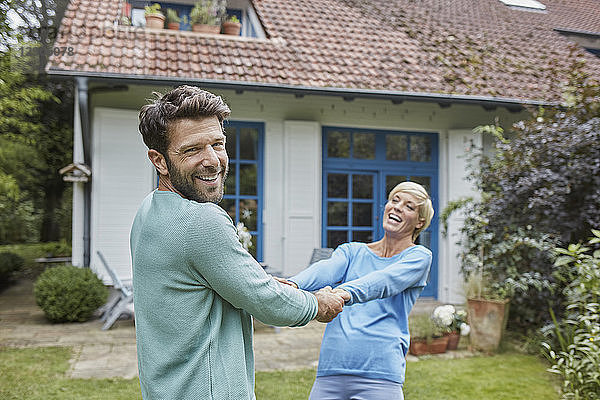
top-left (285, 181), bottom-right (434, 400)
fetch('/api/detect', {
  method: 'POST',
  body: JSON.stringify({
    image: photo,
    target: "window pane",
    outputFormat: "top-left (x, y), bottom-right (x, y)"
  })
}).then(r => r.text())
top-left (353, 203), bottom-right (372, 226)
top-left (220, 198), bottom-right (236, 221)
top-left (410, 135), bottom-right (432, 162)
top-left (353, 132), bottom-right (375, 159)
top-left (352, 175), bottom-right (373, 199)
top-left (386, 175), bottom-right (407, 196)
top-left (327, 201), bottom-right (348, 226)
top-left (225, 126), bottom-right (236, 158)
top-left (353, 230), bottom-right (373, 243)
top-left (239, 128), bottom-right (258, 160)
top-left (386, 134), bottom-right (408, 160)
top-left (410, 176), bottom-right (431, 194)
top-left (224, 164), bottom-right (236, 195)
top-left (239, 198), bottom-right (257, 231)
top-left (327, 230), bottom-right (347, 249)
top-left (239, 164), bottom-right (257, 195)
top-left (327, 131), bottom-right (350, 158)
top-left (328, 174), bottom-right (348, 198)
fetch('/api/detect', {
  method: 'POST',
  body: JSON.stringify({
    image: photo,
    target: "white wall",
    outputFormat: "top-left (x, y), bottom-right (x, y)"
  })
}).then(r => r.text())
top-left (88, 86), bottom-right (525, 297)
top-left (90, 108), bottom-right (154, 284)
top-left (439, 129), bottom-right (482, 303)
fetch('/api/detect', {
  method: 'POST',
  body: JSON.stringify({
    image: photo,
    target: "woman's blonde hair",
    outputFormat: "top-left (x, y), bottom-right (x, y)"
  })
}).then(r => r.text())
top-left (388, 181), bottom-right (434, 241)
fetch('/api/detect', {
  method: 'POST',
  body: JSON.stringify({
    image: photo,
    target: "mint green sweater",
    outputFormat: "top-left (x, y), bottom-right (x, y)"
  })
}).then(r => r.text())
top-left (130, 190), bottom-right (318, 400)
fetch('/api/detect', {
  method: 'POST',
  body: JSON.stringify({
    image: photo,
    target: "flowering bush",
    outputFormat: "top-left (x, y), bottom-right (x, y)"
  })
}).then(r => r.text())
top-left (236, 222), bottom-right (253, 252)
top-left (432, 304), bottom-right (470, 336)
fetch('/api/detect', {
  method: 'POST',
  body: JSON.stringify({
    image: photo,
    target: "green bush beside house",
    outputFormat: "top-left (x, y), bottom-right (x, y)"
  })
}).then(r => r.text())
top-left (34, 264), bottom-right (107, 322)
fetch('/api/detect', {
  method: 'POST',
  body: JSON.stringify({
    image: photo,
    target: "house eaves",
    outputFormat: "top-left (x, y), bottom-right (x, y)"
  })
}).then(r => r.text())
top-left (48, 69), bottom-right (550, 111)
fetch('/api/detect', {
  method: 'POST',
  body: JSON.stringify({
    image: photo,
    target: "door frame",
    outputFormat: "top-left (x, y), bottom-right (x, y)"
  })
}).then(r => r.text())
top-left (322, 126), bottom-right (439, 298)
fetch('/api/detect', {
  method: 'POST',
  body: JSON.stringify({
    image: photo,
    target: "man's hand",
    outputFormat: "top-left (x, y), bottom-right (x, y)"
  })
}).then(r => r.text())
top-left (314, 286), bottom-right (348, 323)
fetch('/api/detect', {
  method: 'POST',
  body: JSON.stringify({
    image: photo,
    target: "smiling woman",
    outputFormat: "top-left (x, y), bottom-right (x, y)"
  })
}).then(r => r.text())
top-left (285, 181), bottom-right (435, 400)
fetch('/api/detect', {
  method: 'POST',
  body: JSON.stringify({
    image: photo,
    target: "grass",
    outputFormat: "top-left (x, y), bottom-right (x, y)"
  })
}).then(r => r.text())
top-left (403, 353), bottom-right (559, 399)
top-left (0, 346), bottom-right (559, 399)
top-left (0, 347), bottom-right (141, 400)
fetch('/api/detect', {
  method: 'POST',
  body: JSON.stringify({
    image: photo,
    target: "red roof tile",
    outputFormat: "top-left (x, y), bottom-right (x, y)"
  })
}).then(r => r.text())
top-left (47, 0), bottom-right (600, 103)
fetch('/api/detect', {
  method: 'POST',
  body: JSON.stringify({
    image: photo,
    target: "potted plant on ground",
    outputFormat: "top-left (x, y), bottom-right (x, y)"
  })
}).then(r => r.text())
top-left (190, 0), bottom-right (226, 34)
top-left (144, 3), bottom-right (165, 29)
top-left (165, 9), bottom-right (182, 30)
top-left (432, 304), bottom-right (470, 350)
top-left (409, 313), bottom-right (449, 356)
top-left (222, 15), bottom-right (241, 35)
top-left (464, 265), bottom-right (510, 353)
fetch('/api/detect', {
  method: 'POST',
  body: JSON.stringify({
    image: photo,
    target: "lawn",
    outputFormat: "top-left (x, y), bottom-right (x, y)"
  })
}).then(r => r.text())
top-left (1, 346), bottom-right (559, 399)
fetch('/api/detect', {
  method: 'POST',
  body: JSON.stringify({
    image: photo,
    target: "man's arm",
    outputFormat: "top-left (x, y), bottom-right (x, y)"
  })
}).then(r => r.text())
top-left (185, 204), bottom-right (345, 326)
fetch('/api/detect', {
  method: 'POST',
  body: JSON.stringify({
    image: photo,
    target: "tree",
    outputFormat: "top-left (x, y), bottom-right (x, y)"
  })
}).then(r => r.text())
top-left (445, 60), bottom-right (600, 331)
top-left (0, 1), bottom-right (73, 243)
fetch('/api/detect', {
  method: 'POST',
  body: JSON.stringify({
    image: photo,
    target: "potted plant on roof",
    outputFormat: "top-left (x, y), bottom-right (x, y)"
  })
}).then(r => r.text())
top-left (144, 3), bottom-right (165, 29)
top-left (409, 313), bottom-right (449, 356)
top-left (190, 0), bottom-right (226, 34)
top-left (222, 15), bottom-right (241, 35)
top-left (165, 9), bottom-right (182, 30)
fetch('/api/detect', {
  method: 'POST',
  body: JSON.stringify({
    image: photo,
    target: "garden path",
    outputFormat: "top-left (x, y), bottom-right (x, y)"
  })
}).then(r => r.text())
top-left (0, 279), bottom-right (465, 379)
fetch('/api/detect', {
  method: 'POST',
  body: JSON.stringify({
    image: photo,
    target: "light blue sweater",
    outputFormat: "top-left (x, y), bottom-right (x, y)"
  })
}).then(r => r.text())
top-left (130, 190), bottom-right (318, 400)
top-left (290, 242), bottom-right (432, 384)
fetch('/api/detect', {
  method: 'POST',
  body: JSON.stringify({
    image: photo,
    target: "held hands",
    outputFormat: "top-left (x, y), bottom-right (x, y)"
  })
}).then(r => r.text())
top-left (272, 277), bottom-right (351, 323)
top-left (314, 286), bottom-right (351, 323)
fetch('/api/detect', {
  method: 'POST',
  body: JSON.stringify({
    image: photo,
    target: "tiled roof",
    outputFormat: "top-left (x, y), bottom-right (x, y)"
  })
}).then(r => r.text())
top-left (48, 0), bottom-right (600, 103)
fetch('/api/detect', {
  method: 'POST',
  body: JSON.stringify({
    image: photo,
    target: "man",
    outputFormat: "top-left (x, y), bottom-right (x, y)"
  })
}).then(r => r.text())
top-left (131, 85), bottom-right (348, 400)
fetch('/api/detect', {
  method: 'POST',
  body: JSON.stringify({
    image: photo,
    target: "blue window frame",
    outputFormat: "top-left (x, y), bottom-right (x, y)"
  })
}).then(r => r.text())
top-left (221, 121), bottom-right (264, 261)
top-left (322, 126), bottom-right (439, 297)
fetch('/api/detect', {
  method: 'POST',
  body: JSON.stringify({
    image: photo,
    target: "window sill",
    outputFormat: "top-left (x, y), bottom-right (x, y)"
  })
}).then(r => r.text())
top-left (115, 24), bottom-right (274, 43)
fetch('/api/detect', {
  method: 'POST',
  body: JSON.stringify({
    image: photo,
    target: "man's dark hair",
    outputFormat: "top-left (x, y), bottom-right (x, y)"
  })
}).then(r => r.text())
top-left (138, 85), bottom-right (231, 156)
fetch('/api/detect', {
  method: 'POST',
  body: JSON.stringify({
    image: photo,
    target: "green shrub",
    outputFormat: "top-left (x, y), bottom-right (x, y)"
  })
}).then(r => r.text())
top-left (542, 230), bottom-right (600, 399)
top-left (39, 240), bottom-right (71, 257)
top-left (0, 252), bottom-right (25, 283)
top-left (34, 265), bottom-right (108, 322)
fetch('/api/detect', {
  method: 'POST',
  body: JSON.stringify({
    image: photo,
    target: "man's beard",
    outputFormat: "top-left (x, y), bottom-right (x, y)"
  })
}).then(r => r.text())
top-left (165, 156), bottom-right (228, 204)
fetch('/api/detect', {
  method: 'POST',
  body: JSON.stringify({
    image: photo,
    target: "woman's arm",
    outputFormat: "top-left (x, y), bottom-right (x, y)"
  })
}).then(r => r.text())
top-left (288, 245), bottom-right (352, 291)
top-left (337, 247), bottom-right (432, 305)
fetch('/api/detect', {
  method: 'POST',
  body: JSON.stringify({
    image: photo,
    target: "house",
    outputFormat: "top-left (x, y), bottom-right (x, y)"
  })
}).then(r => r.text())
top-left (47, 0), bottom-right (600, 303)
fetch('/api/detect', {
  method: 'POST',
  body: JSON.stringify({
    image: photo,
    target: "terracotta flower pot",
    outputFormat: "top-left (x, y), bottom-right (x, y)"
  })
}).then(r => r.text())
top-left (145, 14), bottom-right (165, 29)
top-left (222, 21), bottom-right (241, 35)
top-left (409, 336), bottom-right (449, 356)
top-left (467, 298), bottom-right (510, 353)
top-left (445, 331), bottom-right (460, 350)
top-left (167, 22), bottom-right (180, 30)
top-left (192, 24), bottom-right (220, 34)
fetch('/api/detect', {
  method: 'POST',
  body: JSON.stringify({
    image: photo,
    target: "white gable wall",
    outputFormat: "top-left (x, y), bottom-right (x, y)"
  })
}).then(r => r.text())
top-left (90, 108), bottom-right (154, 284)
top-left (81, 86), bottom-right (527, 301)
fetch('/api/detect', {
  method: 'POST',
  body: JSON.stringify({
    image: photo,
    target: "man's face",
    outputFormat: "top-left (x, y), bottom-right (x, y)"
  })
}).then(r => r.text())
top-left (164, 117), bottom-right (229, 203)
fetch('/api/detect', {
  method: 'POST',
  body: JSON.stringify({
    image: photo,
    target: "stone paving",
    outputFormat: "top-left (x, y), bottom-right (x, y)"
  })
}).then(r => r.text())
top-left (0, 279), bottom-right (468, 380)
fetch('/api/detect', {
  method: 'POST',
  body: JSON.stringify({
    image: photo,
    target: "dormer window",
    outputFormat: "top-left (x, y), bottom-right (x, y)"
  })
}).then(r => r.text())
top-left (498, 0), bottom-right (546, 11)
top-left (124, 0), bottom-right (266, 38)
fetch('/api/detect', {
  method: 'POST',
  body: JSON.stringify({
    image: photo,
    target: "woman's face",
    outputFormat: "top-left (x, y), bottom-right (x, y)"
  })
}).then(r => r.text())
top-left (382, 191), bottom-right (425, 240)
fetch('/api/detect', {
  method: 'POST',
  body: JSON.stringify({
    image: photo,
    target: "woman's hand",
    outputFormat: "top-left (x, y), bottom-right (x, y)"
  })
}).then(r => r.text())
top-left (333, 287), bottom-right (351, 303)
